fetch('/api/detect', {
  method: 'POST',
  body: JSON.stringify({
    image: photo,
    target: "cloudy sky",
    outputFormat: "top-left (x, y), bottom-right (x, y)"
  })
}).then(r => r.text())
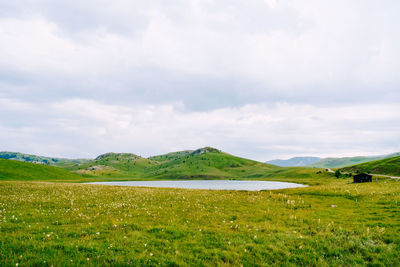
top-left (1, 0), bottom-right (399, 161)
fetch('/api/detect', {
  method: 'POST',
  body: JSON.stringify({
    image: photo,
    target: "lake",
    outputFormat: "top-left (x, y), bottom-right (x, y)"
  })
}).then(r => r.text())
top-left (87, 180), bottom-right (307, 191)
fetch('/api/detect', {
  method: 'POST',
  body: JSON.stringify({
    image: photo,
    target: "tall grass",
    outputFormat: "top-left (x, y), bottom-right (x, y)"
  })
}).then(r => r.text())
top-left (1, 177), bottom-right (399, 266)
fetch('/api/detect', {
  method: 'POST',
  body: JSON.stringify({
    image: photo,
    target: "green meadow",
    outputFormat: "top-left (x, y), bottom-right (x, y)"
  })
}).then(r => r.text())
top-left (0, 151), bottom-right (400, 266)
top-left (1, 176), bottom-right (399, 266)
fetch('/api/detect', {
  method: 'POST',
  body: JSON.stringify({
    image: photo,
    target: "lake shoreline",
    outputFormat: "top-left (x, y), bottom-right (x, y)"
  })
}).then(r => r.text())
top-left (85, 180), bottom-right (307, 191)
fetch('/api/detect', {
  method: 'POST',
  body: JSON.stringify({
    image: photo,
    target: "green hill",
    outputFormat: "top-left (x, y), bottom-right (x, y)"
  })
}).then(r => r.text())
top-left (144, 147), bottom-right (279, 179)
top-left (0, 148), bottom-right (333, 182)
top-left (340, 155), bottom-right (400, 176)
top-left (0, 151), bottom-right (89, 166)
top-left (307, 152), bottom-right (400, 168)
top-left (0, 158), bottom-right (83, 181)
top-left (63, 152), bottom-right (158, 177)
top-left (308, 156), bottom-right (383, 168)
top-left (63, 147), bottom-right (280, 179)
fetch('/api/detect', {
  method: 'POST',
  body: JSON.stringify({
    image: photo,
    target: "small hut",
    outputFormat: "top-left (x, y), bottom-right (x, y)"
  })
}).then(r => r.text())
top-left (353, 173), bottom-right (372, 183)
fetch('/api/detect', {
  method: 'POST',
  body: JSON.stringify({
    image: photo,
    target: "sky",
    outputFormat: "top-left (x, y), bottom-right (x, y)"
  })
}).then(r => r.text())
top-left (1, 0), bottom-right (399, 161)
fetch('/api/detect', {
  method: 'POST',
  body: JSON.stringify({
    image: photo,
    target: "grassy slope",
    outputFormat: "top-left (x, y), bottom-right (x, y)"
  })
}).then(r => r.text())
top-left (148, 150), bottom-right (193, 163)
top-left (309, 152), bottom-right (400, 168)
top-left (62, 153), bottom-right (158, 178)
top-left (308, 156), bottom-right (385, 168)
top-left (341, 155), bottom-right (400, 176)
top-left (144, 151), bottom-right (279, 179)
top-left (0, 152), bottom-right (335, 184)
top-left (0, 177), bottom-right (399, 266)
top-left (0, 159), bottom-right (83, 181)
top-left (0, 151), bottom-right (89, 166)
top-left (63, 148), bottom-right (281, 180)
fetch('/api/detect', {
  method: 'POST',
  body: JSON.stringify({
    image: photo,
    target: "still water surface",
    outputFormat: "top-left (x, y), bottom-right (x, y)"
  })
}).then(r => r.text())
top-left (87, 180), bottom-right (307, 191)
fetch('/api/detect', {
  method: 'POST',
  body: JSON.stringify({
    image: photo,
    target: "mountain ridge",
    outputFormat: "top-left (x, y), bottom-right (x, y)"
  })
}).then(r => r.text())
top-left (267, 152), bottom-right (400, 168)
top-left (267, 157), bottom-right (321, 167)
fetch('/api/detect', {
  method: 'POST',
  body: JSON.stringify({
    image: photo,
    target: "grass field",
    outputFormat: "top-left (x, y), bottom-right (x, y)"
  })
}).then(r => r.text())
top-left (1, 176), bottom-right (399, 266)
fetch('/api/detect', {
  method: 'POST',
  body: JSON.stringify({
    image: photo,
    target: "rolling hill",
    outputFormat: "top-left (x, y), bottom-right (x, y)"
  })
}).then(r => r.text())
top-left (145, 147), bottom-right (279, 179)
top-left (63, 147), bottom-right (280, 179)
top-left (0, 147), bottom-right (335, 182)
top-left (0, 158), bottom-right (83, 181)
top-left (0, 151), bottom-right (89, 166)
top-left (63, 152), bottom-right (158, 177)
top-left (340, 155), bottom-right (400, 176)
top-left (308, 156), bottom-right (385, 168)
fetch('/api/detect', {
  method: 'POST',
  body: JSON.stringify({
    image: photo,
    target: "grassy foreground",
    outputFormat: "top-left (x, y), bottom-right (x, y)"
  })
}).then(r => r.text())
top-left (1, 178), bottom-right (399, 266)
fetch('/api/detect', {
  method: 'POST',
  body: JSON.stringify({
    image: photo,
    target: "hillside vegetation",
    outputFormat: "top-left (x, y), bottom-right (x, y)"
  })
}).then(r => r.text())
top-left (0, 159), bottom-right (82, 181)
top-left (0, 148), bottom-right (334, 183)
top-left (148, 150), bottom-right (194, 163)
top-left (0, 151), bottom-right (89, 166)
top-left (308, 156), bottom-right (385, 168)
top-left (63, 147), bottom-right (280, 180)
top-left (341, 155), bottom-right (400, 176)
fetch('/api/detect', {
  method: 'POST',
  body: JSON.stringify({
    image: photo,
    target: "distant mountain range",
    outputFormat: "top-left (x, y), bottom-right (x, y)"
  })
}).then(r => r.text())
top-left (267, 157), bottom-right (321, 167)
top-left (266, 152), bottom-right (400, 168)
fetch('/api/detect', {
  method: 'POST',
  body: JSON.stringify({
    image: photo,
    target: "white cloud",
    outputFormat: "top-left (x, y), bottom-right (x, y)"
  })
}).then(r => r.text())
top-left (0, 1), bottom-right (399, 159)
top-left (1, 98), bottom-right (399, 160)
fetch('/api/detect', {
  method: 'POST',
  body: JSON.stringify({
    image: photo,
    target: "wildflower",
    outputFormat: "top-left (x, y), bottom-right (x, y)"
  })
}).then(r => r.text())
top-left (331, 205), bottom-right (337, 208)
top-left (96, 232), bottom-right (100, 235)
top-left (150, 253), bottom-right (153, 256)
top-left (254, 235), bottom-right (257, 239)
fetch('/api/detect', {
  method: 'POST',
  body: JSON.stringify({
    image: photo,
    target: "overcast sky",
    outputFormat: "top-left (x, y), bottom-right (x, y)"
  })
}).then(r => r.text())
top-left (1, 0), bottom-right (399, 161)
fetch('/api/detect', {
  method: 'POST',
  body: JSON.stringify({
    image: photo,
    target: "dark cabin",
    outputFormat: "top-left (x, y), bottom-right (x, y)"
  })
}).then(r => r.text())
top-left (353, 173), bottom-right (372, 183)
